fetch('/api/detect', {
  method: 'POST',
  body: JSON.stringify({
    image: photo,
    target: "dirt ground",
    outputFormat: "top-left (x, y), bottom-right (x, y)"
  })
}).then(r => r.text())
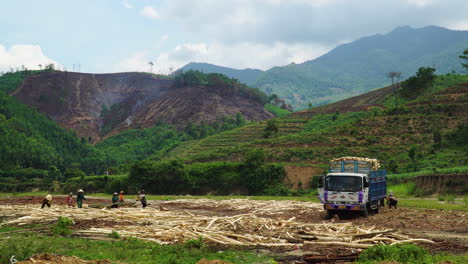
top-left (159, 199), bottom-right (468, 254)
top-left (16, 253), bottom-right (113, 264)
top-left (0, 195), bottom-right (107, 206)
top-left (1, 196), bottom-right (466, 263)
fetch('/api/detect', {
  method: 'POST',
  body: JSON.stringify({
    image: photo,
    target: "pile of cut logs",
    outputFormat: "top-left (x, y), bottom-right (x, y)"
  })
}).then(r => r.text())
top-left (0, 201), bottom-right (433, 249)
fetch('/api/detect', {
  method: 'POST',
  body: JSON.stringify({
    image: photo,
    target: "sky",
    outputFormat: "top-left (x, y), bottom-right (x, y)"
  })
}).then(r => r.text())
top-left (1, 0), bottom-right (468, 74)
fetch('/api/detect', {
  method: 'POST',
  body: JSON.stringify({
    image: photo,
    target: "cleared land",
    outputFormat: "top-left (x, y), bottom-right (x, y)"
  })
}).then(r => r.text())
top-left (0, 196), bottom-right (466, 263)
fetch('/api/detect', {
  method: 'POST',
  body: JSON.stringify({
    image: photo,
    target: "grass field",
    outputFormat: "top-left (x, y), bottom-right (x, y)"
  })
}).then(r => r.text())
top-left (387, 166), bottom-right (468, 183)
top-left (0, 230), bottom-right (274, 264)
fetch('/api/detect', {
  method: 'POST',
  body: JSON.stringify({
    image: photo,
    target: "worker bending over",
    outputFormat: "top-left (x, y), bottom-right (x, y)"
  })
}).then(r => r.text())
top-left (41, 194), bottom-right (52, 208)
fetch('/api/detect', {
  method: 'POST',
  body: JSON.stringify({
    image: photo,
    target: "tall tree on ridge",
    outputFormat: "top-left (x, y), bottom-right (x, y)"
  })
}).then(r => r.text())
top-left (460, 48), bottom-right (468, 71)
top-left (387, 72), bottom-right (402, 118)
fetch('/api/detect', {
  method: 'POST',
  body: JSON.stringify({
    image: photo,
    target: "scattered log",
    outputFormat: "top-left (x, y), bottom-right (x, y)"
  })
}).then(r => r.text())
top-left (0, 200), bottom-right (434, 249)
top-left (303, 253), bottom-right (359, 263)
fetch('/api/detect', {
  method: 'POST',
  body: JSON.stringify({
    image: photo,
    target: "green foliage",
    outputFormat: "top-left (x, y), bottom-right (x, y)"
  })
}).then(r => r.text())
top-left (62, 174), bottom-right (128, 194)
top-left (128, 151), bottom-right (286, 195)
top-left (264, 103), bottom-right (291, 117)
top-left (241, 149), bottom-right (285, 194)
top-left (438, 194), bottom-right (456, 203)
top-left (129, 159), bottom-right (187, 194)
top-left (302, 111), bottom-right (371, 133)
top-left (262, 119), bottom-right (279, 138)
top-left (460, 47), bottom-right (468, 71)
top-left (51, 216), bottom-right (74, 236)
top-left (174, 70), bottom-right (269, 105)
top-left (108, 230), bottom-right (121, 239)
top-left (96, 124), bottom-right (184, 167)
top-left (445, 124), bottom-right (468, 146)
top-left (357, 244), bottom-right (433, 264)
top-left (254, 27), bottom-right (468, 108)
top-left (0, 69), bottom-right (47, 93)
top-left (181, 62), bottom-right (263, 86)
top-left (0, 88), bottom-right (103, 174)
top-left (184, 236), bottom-right (205, 249)
top-left (400, 67), bottom-right (437, 99)
top-left (100, 103), bottom-right (128, 135)
top-left (184, 113), bottom-right (247, 140)
top-left (0, 232), bottom-right (273, 264)
top-left (387, 166), bottom-right (468, 183)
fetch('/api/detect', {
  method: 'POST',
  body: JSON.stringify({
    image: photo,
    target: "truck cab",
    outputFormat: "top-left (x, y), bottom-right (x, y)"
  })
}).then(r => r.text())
top-left (318, 157), bottom-right (386, 219)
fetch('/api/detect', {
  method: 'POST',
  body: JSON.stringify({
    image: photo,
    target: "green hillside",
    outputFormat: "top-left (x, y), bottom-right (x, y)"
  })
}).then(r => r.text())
top-left (180, 62), bottom-right (263, 86)
top-left (1, 68), bottom-right (467, 195)
top-left (0, 89), bottom-right (101, 173)
top-left (254, 26), bottom-right (468, 109)
top-left (168, 73), bottom-right (468, 175)
top-left (0, 70), bottom-right (262, 176)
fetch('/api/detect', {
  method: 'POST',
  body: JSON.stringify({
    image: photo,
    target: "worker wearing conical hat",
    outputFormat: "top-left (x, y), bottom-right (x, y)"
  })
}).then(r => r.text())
top-left (77, 189), bottom-right (86, 208)
top-left (111, 192), bottom-right (119, 208)
top-left (41, 194), bottom-right (52, 209)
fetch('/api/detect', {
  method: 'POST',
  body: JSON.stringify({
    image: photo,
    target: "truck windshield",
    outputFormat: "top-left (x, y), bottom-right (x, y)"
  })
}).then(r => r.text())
top-left (325, 176), bottom-right (362, 192)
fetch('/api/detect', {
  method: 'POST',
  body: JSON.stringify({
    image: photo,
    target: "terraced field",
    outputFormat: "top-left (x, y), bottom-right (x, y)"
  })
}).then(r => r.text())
top-left (169, 79), bottom-right (468, 186)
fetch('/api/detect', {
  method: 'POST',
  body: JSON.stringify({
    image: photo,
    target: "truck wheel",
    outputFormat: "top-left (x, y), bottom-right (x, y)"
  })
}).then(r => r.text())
top-left (361, 207), bottom-right (369, 218)
top-left (325, 210), bottom-right (334, 220)
top-left (374, 202), bottom-right (381, 214)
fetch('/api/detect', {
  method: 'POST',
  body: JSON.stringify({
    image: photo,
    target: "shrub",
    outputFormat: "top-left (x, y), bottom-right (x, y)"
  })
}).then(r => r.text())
top-left (184, 236), bottom-right (205, 249)
top-left (108, 230), bottom-right (121, 239)
top-left (357, 244), bottom-right (432, 264)
top-left (50, 216), bottom-right (74, 236)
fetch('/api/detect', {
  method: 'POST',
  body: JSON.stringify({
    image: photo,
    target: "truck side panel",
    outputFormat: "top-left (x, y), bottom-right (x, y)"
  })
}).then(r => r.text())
top-left (369, 170), bottom-right (387, 201)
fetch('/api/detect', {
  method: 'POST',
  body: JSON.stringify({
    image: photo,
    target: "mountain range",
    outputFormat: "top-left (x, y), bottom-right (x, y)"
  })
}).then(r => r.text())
top-left (181, 26), bottom-right (468, 109)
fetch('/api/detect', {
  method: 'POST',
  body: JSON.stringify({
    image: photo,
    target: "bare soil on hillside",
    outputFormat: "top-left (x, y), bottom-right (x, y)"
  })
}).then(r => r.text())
top-left (12, 72), bottom-right (273, 142)
top-left (0, 197), bottom-right (466, 263)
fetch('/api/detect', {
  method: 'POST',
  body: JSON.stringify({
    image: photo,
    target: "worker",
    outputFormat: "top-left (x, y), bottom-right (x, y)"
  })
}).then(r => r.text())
top-left (119, 191), bottom-right (125, 203)
top-left (139, 190), bottom-right (147, 208)
top-left (387, 191), bottom-right (398, 209)
top-left (77, 189), bottom-right (86, 208)
top-left (111, 192), bottom-right (119, 208)
top-left (41, 194), bottom-right (52, 208)
top-left (67, 192), bottom-right (74, 207)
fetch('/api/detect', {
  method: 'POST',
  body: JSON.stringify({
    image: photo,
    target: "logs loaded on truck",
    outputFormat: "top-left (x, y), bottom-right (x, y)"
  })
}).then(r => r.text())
top-left (318, 157), bottom-right (387, 219)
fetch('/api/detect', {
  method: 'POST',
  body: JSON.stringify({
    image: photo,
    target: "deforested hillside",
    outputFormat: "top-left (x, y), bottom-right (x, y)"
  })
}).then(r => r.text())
top-left (10, 70), bottom-right (273, 142)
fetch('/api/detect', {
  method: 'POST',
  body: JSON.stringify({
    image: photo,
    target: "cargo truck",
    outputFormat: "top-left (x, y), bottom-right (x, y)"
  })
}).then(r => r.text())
top-left (318, 157), bottom-right (386, 219)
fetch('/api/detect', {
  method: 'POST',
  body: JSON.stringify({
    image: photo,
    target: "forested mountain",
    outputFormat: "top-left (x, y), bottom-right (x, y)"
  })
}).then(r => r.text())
top-left (180, 62), bottom-right (264, 86)
top-left (177, 26), bottom-right (468, 110)
top-left (254, 26), bottom-right (468, 109)
top-left (0, 70), bottom-right (275, 176)
top-left (11, 70), bottom-right (273, 142)
top-left (0, 89), bottom-right (100, 173)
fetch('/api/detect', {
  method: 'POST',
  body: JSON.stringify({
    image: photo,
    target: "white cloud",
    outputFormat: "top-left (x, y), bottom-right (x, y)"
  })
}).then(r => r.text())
top-left (122, 0), bottom-right (133, 9)
top-left (163, 0), bottom-right (468, 45)
top-left (140, 6), bottom-right (160, 19)
top-left (161, 34), bottom-right (169, 41)
top-left (447, 20), bottom-right (468, 30)
top-left (113, 51), bottom-right (150, 72)
top-left (114, 41), bottom-right (332, 75)
top-left (0, 44), bottom-right (60, 73)
top-left (407, 0), bottom-right (433, 8)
